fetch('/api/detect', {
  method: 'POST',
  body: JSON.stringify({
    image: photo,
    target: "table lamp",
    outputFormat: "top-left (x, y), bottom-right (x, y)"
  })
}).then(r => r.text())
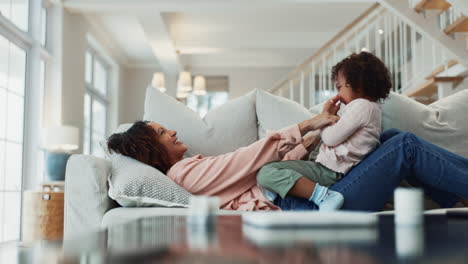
top-left (43, 126), bottom-right (79, 181)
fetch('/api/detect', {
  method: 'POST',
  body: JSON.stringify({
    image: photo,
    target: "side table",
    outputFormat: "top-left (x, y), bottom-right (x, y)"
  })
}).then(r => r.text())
top-left (21, 182), bottom-right (65, 244)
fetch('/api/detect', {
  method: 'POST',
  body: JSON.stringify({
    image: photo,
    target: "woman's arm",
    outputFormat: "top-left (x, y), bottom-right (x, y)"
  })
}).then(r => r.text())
top-left (301, 131), bottom-right (321, 153)
top-left (168, 114), bottom-right (338, 204)
top-left (298, 113), bottom-right (340, 137)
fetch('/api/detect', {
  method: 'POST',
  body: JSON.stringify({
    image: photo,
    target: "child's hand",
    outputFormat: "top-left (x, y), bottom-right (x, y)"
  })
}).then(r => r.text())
top-left (322, 95), bottom-right (341, 115)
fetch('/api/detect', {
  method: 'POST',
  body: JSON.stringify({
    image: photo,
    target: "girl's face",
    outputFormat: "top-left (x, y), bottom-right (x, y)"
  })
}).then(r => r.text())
top-left (148, 123), bottom-right (187, 164)
top-left (335, 71), bottom-right (360, 104)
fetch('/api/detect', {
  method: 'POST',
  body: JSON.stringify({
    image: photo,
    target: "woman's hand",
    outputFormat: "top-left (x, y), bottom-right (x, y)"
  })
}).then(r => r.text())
top-left (302, 130), bottom-right (321, 152)
top-left (298, 113), bottom-right (340, 136)
top-left (322, 95), bottom-right (341, 115)
top-left (310, 113), bottom-right (340, 130)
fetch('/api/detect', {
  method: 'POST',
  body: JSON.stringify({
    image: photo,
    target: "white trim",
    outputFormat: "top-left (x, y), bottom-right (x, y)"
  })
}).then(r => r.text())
top-left (85, 15), bottom-right (127, 66)
top-left (83, 47), bottom-right (110, 155)
top-left (0, 15), bottom-right (32, 48)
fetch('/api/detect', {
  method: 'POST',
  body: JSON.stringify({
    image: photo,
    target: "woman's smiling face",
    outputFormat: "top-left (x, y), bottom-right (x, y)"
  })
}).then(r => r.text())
top-left (148, 123), bottom-right (187, 164)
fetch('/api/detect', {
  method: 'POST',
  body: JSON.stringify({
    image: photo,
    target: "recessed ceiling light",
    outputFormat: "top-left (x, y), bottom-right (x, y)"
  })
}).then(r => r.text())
top-left (378, 29), bottom-right (384, 35)
top-left (361, 47), bottom-right (368, 52)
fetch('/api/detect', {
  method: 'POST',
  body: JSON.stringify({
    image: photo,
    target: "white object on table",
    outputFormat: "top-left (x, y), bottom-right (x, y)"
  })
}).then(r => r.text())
top-left (394, 188), bottom-right (424, 226)
top-left (187, 195), bottom-right (220, 224)
top-left (242, 211), bottom-right (378, 227)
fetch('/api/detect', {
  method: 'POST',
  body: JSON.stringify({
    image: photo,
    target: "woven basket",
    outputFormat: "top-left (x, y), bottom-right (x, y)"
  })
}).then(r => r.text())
top-left (22, 190), bottom-right (64, 243)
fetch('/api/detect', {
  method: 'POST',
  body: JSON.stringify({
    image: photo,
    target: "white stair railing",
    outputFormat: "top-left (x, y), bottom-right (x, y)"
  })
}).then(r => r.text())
top-left (271, 3), bottom-right (458, 108)
top-left (440, 6), bottom-right (466, 32)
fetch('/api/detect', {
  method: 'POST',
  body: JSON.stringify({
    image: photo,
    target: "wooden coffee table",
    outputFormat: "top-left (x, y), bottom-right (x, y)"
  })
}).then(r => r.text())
top-left (6, 213), bottom-right (468, 263)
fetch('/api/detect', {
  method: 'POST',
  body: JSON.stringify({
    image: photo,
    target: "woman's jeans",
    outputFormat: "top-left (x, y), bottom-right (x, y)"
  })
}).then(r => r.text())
top-left (274, 129), bottom-right (468, 211)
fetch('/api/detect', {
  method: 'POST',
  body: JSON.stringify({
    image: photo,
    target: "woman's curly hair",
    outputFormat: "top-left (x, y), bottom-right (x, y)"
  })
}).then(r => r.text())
top-left (331, 52), bottom-right (392, 102)
top-left (107, 121), bottom-right (172, 173)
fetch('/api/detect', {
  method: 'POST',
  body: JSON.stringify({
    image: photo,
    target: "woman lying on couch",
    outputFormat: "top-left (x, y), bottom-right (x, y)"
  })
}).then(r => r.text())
top-left (107, 116), bottom-right (468, 212)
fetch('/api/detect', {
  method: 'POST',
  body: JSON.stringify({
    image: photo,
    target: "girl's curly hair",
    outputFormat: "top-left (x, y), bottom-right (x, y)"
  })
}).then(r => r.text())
top-left (107, 121), bottom-right (172, 173)
top-left (331, 52), bottom-right (392, 102)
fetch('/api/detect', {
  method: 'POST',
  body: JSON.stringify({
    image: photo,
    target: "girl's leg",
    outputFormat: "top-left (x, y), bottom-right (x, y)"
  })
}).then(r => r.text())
top-left (258, 160), bottom-right (343, 211)
top-left (257, 160), bottom-right (342, 199)
top-left (330, 130), bottom-right (468, 211)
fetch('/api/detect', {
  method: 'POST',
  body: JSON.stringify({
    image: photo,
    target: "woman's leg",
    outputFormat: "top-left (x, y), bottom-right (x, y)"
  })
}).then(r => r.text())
top-left (330, 130), bottom-right (468, 211)
top-left (381, 129), bottom-right (460, 207)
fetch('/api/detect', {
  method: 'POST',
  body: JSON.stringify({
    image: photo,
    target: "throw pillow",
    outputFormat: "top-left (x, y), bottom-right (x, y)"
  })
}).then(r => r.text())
top-left (256, 89), bottom-right (314, 138)
top-left (108, 153), bottom-right (192, 207)
top-left (143, 86), bottom-right (258, 157)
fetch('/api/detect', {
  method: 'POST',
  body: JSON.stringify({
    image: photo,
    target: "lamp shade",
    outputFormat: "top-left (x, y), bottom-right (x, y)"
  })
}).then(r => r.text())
top-left (176, 79), bottom-right (190, 98)
top-left (193, 75), bottom-right (207, 95)
top-left (43, 126), bottom-right (79, 151)
top-left (178, 71), bottom-right (192, 92)
top-left (152, 72), bottom-right (166, 93)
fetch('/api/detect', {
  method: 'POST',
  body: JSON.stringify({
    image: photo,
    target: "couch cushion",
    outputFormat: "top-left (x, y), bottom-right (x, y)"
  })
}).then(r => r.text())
top-left (256, 89), bottom-right (313, 138)
top-left (143, 86), bottom-right (258, 157)
top-left (102, 207), bottom-right (242, 228)
top-left (108, 153), bottom-right (192, 207)
top-left (382, 90), bottom-right (468, 158)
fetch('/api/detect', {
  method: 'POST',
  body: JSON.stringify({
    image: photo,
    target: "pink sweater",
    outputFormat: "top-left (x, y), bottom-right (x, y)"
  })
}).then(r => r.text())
top-left (316, 98), bottom-right (382, 174)
top-left (166, 125), bottom-right (308, 211)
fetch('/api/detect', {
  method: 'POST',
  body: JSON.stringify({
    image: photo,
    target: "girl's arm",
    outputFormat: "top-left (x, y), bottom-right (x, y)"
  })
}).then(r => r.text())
top-left (320, 100), bottom-right (371, 147)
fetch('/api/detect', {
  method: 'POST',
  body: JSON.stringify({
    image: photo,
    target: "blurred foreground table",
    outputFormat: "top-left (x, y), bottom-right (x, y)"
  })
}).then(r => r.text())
top-left (5, 212), bottom-right (468, 263)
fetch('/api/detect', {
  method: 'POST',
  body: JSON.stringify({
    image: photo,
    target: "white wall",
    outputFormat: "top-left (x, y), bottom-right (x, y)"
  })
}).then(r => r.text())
top-left (119, 66), bottom-right (291, 124)
top-left (191, 67), bottom-right (291, 99)
top-left (120, 67), bottom-right (156, 124)
top-left (47, 9), bottom-right (124, 152)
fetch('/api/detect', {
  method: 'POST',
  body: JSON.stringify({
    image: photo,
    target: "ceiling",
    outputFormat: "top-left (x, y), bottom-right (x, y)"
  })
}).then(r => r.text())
top-left (64, 0), bottom-right (374, 73)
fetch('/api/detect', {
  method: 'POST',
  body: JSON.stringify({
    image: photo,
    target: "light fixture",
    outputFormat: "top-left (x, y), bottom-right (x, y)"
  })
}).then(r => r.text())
top-left (378, 29), bottom-right (384, 35)
top-left (193, 75), bottom-right (207, 95)
top-left (43, 126), bottom-right (79, 151)
top-left (361, 47), bottom-right (368, 52)
top-left (152, 72), bottom-right (166, 93)
top-left (178, 71), bottom-right (192, 92)
top-left (176, 78), bottom-right (190, 99)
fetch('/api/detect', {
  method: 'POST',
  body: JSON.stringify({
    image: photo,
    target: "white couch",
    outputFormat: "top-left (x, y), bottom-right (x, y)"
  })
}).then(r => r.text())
top-left (64, 87), bottom-right (468, 240)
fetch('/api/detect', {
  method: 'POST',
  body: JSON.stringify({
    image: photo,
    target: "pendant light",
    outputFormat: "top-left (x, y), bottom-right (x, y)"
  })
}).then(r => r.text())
top-left (193, 75), bottom-right (207, 95)
top-left (152, 72), bottom-right (166, 92)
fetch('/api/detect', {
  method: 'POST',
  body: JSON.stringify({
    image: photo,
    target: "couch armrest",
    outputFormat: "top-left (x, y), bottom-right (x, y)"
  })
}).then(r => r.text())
top-left (64, 155), bottom-right (118, 240)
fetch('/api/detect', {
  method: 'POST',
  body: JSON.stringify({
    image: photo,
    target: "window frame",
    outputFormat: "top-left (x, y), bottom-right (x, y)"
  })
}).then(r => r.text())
top-left (0, 0), bottom-right (52, 243)
top-left (83, 47), bottom-right (110, 155)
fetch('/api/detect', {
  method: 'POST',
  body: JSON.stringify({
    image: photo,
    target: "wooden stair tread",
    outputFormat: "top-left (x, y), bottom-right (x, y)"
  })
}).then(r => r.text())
top-left (425, 59), bottom-right (458, 80)
top-left (406, 78), bottom-right (437, 98)
top-left (433, 76), bottom-right (465, 82)
top-left (444, 16), bottom-right (468, 34)
top-left (407, 75), bottom-right (465, 98)
top-left (415, 0), bottom-right (451, 13)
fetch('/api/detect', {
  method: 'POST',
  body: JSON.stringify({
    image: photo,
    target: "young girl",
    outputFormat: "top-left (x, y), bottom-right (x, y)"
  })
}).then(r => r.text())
top-left (257, 51), bottom-right (392, 211)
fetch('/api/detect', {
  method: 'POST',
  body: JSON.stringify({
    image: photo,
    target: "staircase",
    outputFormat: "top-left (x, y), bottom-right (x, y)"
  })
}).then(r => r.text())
top-left (271, 1), bottom-right (468, 107)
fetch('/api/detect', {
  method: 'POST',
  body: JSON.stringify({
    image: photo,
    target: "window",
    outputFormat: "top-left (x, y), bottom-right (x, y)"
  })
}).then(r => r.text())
top-left (40, 7), bottom-right (47, 46)
top-left (0, 0), bottom-right (50, 244)
top-left (0, 34), bottom-right (27, 243)
top-left (0, 0), bottom-right (29, 32)
top-left (186, 76), bottom-right (229, 117)
top-left (83, 50), bottom-right (109, 156)
top-left (36, 60), bottom-right (46, 183)
top-left (187, 92), bottom-right (229, 118)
